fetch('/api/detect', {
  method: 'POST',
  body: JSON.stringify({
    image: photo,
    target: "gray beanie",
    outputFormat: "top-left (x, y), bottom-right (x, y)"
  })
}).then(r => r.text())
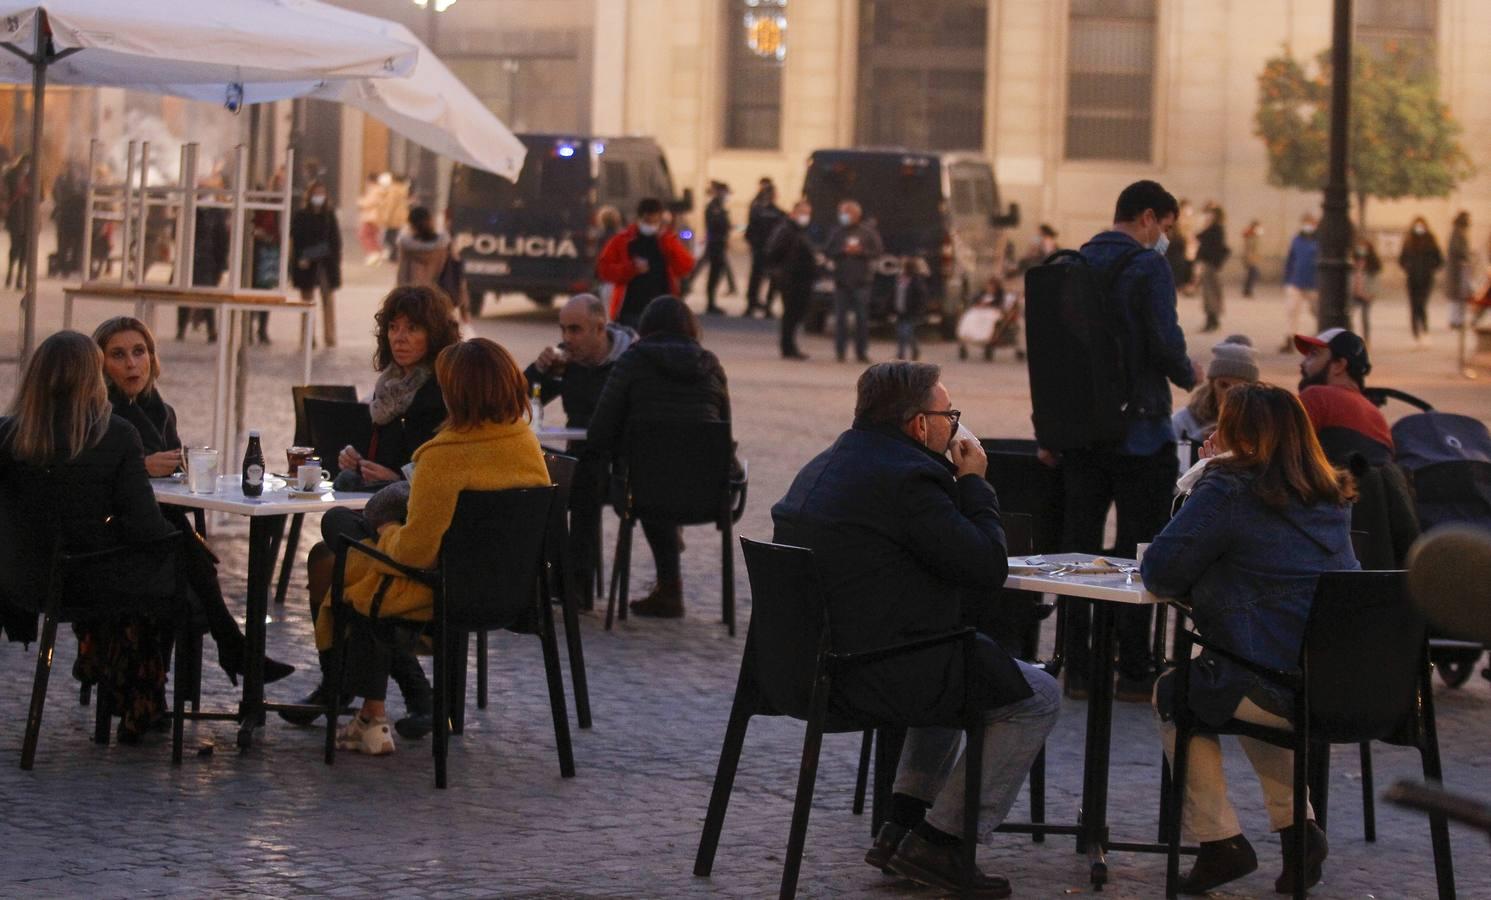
top-left (1207, 337), bottom-right (1260, 382)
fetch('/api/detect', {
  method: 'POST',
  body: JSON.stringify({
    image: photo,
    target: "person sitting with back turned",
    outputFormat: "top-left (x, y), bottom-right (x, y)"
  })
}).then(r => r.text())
top-left (1143, 383), bottom-right (1357, 895)
top-left (525, 293), bottom-right (636, 606)
top-left (771, 362), bottom-right (1060, 898)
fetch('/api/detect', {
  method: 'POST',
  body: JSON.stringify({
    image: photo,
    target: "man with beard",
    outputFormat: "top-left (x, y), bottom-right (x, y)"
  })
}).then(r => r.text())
top-left (1294, 328), bottom-right (1392, 466)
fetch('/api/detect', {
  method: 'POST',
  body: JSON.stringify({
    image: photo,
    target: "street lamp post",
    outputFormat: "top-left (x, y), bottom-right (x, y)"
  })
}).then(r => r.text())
top-left (1317, 0), bottom-right (1353, 331)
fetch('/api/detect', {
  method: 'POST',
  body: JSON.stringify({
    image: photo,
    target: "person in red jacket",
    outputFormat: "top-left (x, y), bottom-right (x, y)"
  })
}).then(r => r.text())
top-left (597, 197), bottom-right (694, 327)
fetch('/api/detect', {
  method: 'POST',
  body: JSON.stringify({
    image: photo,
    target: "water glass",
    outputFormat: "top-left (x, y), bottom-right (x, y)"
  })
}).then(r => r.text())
top-left (186, 447), bottom-right (220, 494)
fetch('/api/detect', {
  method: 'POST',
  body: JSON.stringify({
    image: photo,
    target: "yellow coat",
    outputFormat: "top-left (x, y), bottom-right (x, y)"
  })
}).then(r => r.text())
top-left (315, 419), bottom-right (550, 650)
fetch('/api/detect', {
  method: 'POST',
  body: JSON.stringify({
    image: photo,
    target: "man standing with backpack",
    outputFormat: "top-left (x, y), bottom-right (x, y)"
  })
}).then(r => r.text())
top-left (1035, 180), bottom-right (1200, 701)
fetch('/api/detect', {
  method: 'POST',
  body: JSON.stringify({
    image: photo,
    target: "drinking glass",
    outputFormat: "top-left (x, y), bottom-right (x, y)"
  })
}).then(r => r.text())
top-left (186, 447), bottom-right (220, 494)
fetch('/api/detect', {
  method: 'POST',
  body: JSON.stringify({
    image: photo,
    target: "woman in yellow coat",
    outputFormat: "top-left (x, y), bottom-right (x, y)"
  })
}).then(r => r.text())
top-left (320, 337), bottom-right (550, 755)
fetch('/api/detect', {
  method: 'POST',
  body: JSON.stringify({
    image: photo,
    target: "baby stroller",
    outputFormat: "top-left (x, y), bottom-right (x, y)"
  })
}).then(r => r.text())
top-left (955, 291), bottom-right (1023, 361)
top-left (1367, 387), bottom-right (1491, 687)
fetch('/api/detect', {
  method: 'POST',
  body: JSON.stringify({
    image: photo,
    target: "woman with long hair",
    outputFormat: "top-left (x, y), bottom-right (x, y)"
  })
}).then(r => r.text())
top-left (1172, 335), bottom-right (1259, 446)
top-left (396, 205), bottom-right (469, 319)
top-left (92, 316), bottom-right (294, 686)
top-left (587, 295), bottom-right (737, 618)
top-left (1399, 215), bottom-right (1443, 346)
top-left (1142, 383), bottom-right (1357, 895)
top-left (318, 338), bottom-right (550, 755)
top-left (0, 332), bottom-right (176, 740)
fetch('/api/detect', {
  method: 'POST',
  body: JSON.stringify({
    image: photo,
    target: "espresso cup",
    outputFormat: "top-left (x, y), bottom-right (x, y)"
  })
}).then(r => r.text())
top-left (295, 463), bottom-right (325, 492)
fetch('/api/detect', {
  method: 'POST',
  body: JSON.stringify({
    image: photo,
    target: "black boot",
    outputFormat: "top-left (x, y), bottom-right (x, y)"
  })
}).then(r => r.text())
top-left (1274, 821), bottom-right (1327, 894)
top-left (215, 635), bottom-right (295, 687)
top-left (1179, 834), bottom-right (1258, 895)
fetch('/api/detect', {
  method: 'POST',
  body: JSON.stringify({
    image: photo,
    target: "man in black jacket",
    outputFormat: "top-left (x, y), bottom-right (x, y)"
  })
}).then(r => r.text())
top-left (701, 181), bottom-right (731, 315)
top-left (744, 179), bottom-right (785, 317)
top-left (772, 362), bottom-right (1060, 897)
top-left (764, 199), bottom-right (818, 360)
top-left (525, 293), bottom-right (636, 606)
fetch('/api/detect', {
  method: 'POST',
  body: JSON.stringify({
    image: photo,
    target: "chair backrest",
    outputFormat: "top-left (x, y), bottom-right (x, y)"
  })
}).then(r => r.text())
top-left (543, 452), bottom-right (578, 565)
top-left (1303, 570), bottom-right (1426, 743)
top-left (437, 487), bottom-right (554, 631)
top-left (622, 420), bottom-right (733, 524)
top-left (739, 538), bottom-right (830, 720)
top-left (291, 385), bottom-right (357, 447)
top-left (980, 438), bottom-right (1064, 553)
top-left (303, 398), bottom-right (374, 479)
top-left (1003, 511), bottom-right (1033, 557)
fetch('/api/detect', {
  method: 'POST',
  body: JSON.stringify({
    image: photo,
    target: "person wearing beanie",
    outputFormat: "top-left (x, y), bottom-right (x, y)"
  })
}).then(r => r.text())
top-left (1174, 335), bottom-right (1260, 444)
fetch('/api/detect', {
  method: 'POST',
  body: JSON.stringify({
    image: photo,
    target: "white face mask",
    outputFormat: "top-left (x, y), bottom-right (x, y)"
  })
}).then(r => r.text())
top-left (794, 214), bottom-right (811, 227)
top-left (310, 195), bottom-right (326, 208)
top-left (1151, 232), bottom-right (1170, 256)
top-left (838, 212), bottom-right (852, 226)
top-left (1302, 225), bottom-right (1316, 235)
top-left (637, 222), bottom-right (659, 236)
top-left (1413, 224), bottom-right (1426, 235)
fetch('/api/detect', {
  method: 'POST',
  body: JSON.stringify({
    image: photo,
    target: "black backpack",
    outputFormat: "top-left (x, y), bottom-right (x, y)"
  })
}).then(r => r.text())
top-left (1023, 247), bottom-right (1148, 451)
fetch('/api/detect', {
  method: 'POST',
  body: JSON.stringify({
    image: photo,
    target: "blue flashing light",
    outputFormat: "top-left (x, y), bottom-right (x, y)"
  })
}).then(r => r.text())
top-left (557, 145), bottom-right (575, 158)
top-left (593, 141), bottom-right (606, 155)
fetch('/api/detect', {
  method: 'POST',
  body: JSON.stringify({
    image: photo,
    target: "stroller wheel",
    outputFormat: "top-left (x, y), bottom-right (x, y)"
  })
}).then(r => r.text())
top-left (1432, 647), bottom-right (1483, 688)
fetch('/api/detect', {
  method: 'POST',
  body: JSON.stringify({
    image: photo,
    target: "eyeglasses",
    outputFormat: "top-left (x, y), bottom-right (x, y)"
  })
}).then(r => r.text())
top-left (918, 409), bottom-right (961, 428)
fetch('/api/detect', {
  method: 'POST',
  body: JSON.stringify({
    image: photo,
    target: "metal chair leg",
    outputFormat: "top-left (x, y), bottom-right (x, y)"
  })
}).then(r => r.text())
top-left (693, 670), bottom-right (759, 877)
top-left (852, 729), bottom-right (872, 815)
top-left (21, 615), bottom-right (59, 770)
top-left (1418, 672), bottom-right (1456, 900)
top-left (1029, 745), bottom-right (1046, 843)
top-left (273, 513), bottom-right (305, 605)
top-left (1359, 741), bottom-right (1376, 841)
top-left (1165, 727), bottom-right (1192, 899)
top-left (537, 590), bottom-right (576, 778)
top-left (781, 675), bottom-right (830, 899)
top-left (558, 576), bottom-right (592, 729)
top-left (476, 630), bottom-right (488, 710)
top-left (720, 519), bottom-right (735, 636)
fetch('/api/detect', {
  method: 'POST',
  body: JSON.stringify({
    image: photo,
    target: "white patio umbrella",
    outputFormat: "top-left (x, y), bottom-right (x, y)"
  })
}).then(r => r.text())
top-left (0, 1), bottom-right (421, 361)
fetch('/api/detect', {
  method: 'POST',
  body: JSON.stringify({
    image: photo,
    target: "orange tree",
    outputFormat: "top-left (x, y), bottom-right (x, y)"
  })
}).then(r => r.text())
top-left (1255, 46), bottom-right (1472, 228)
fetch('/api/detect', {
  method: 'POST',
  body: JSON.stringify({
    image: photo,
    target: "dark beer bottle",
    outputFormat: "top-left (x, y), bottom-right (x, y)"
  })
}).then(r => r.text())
top-left (242, 430), bottom-right (265, 497)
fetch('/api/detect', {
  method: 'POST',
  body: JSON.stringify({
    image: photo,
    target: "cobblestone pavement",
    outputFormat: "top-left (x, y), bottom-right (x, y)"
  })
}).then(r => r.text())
top-left (1, 260), bottom-right (1489, 898)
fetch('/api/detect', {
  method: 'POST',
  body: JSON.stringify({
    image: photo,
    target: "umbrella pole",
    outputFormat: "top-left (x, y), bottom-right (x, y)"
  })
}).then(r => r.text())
top-left (20, 17), bottom-right (47, 364)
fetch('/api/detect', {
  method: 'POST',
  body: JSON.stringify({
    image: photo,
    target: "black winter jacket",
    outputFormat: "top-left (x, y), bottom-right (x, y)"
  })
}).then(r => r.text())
top-left (289, 208), bottom-right (344, 291)
top-left (771, 424), bottom-right (1028, 724)
top-left (368, 376), bottom-right (446, 473)
top-left (586, 334), bottom-right (731, 456)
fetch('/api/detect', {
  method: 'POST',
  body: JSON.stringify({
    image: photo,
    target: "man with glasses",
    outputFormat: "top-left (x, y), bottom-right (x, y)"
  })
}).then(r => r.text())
top-left (772, 362), bottom-right (1060, 897)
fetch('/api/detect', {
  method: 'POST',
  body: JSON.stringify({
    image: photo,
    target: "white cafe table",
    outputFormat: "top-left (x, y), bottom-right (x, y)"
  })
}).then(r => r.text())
top-left (153, 474), bottom-right (368, 750)
top-left (1003, 553), bottom-right (1170, 890)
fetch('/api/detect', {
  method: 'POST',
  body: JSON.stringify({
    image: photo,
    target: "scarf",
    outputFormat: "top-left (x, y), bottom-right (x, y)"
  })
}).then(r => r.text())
top-left (368, 363), bottom-right (432, 426)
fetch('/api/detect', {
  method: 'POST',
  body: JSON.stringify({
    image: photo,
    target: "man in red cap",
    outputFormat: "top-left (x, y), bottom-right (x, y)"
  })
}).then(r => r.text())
top-left (1295, 327), bottom-right (1393, 465)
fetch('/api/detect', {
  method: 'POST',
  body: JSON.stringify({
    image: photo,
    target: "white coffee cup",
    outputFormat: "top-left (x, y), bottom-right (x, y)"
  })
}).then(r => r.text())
top-left (186, 447), bottom-right (219, 494)
top-left (295, 464), bottom-right (324, 492)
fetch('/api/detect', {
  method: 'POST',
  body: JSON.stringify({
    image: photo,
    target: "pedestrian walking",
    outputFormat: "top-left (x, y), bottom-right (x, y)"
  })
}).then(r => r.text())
top-left (1195, 203), bottom-right (1230, 332)
top-left (825, 199), bottom-right (884, 363)
top-left (764, 198), bottom-right (818, 360)
top-left (1240, 220), bottom-right (1263, 298)
top-left (50, 161), bottom-right (86, 278)
top-left (291, 181), bottom-right (343, 348)
top-left (3, 154), bottom-right (31, 289)
top-left (701, 180), bottom-right (731, 314)
top-left (356, 173), bottom-right (385, 266)
top-left (892, 256), bottom-right (929, 361)
top-left (1446, 211), bottom-right (1473, 331)
top-left (177, 171), bottom-right (230, 343)
top-left (247, 168), bottom-right (286, 344)
top-left (596, 197), bottom-right (694, 329)
top-left (396, 206), bottom-right (469, 319)
top-left (1165, 198), bottom-right (1195, 295)
top-left (743, 178), bottom-right (785, 317)
top-left (1350, 233), bottom-right (1381, 347)
top-left (1280, 214), bottom-right (1319, 352)
top-left (1398, 215), bottom-right (1442, 347)
top-left (378, 173), bottom-right (409, 261)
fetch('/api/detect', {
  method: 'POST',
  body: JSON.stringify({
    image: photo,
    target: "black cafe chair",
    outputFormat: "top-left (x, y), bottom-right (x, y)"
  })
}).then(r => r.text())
top-left (694, 539), bottom-right (986, 899)
top-left (302, 397), bottom-right (373, 483)
top-left (852, 513), bottom-right (1063, 844)
top-left (324, 487), bottom-right (575, 789)
top-left (267, 385), bottom-right (358, 607)
top-left (474, 452), bottom-right (592, 730)
top-left (1162, 570), bottom-right (1455, 900)
top-left (9, 527), bottom-right (234, 769)
top-left (605, 420), bottom-right (748, 635)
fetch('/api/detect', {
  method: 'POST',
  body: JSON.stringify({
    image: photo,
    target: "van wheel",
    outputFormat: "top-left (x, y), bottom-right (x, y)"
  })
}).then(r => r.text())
top-left (528, 293), bottom-right (556, 308)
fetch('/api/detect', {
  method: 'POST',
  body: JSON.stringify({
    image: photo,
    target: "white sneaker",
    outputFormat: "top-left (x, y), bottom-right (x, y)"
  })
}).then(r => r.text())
top-left (337, 715), bottom-right (395, 755)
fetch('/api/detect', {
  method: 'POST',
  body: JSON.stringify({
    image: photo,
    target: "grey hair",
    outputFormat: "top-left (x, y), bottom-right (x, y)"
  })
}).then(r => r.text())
top-left (566, 293), bottom-right (608, 321)
top-left (854, 361), bottom-right (941, 427)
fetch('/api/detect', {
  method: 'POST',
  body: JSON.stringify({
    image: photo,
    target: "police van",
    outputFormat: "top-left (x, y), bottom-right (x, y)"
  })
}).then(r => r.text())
top-left (449, 134), bottom-right (692, 316)
top-left (801, 148), bottom-right (1019, 336)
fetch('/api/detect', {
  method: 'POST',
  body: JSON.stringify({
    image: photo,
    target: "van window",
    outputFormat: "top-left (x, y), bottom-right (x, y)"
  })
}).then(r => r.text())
top-left (451, 139), bottom-right (591, 224)
top-left (951, 178), bottom-right (977, 216)
top-left (602, 160), bottom-right (629, 200)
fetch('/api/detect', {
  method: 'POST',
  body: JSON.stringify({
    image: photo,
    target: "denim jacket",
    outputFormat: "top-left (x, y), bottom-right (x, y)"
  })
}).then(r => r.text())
top-left (1079, 231), bottom-right (1196, 456)
top-left (1140, 467), bottom-right (1357, 725)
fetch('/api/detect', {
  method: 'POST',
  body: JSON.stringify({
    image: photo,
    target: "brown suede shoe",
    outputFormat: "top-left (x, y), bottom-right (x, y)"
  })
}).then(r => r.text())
top-left (1274, 820), bottom-right (1327, 894)
top-left (863, 821), bottom-right (906, 873)
top-left (885, 830), bottom-right (1011, 898)
top-left (629, 579), bottom-right (684, 618)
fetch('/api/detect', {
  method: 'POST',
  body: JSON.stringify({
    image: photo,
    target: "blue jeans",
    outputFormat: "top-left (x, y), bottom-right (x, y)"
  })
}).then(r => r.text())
top-left (834, 284), bottom-right (870, 360)
top-left (893, 660), bottom-right (1061, 843)
top-left (896, 318), bottom-right (919, 359)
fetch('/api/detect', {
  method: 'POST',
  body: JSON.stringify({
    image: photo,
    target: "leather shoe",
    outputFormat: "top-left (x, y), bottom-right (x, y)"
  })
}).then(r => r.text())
top-left (1274, 820), bottom-right (1327, 894)
top-left (886, 830), bottom-right (1011, 897)
top-left (1179, 833), bottom-right (1257, 895)
top-left (277, 686), bottom-right (352, 726)
top-left (629, 579), bottom-right (684, 618)
top-left (864, 821), bottom-right (906, 873)
top-left (394, 712), bottom-right (433, 740)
